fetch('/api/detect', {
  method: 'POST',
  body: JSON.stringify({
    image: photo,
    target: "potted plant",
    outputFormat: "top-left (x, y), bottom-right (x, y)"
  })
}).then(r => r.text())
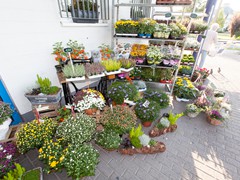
top-left (71, 0), bottom-right (99, 23)
top-left (178, 65), bottom-right (193, 76)
top-left (173, 77), bottom-right (199, 101)
top-left (119, 58), bottom-right (136, 72)
top-left (98, 44), bottom-right (114, 61)
top-left (167, 111), bottom-right (184, 131)
top-left (206, 109), bottom-right (225, 126)
top-left (2, 163), bottom-right (25, 180)
top-left (185, 103), bottom-right (202, 118)
top-left (56, 113), bottom-right (96, 145)
top-left (130, 67), bottom-right (142, 80)
top-left (138, 18), bottom-right (157, 38)
top-left (143, 89), bottom-right (170, 109)
top-left (0, 102), bottom-right (13, 140)
top-left (101, 59), bottom-right (121, 79)
top-left (107, 81), bottom-right (139, 105)
top-left (67, 40), bottom-right (88, 60)
top-left (100, 105), bottom-right (137, 135)
top-left (56, 106), bottom-right (71, 123)
top-left (63, 144), bottom-right (99, 179)
top-left (95, 129), bottom-right (121, 151)
top-left (73, 89), bottom-right (105, 115)
top-left (135, 99), bottom-right (161, 127)
top-left (84, 63), bottom-right (105, 79)
top-left (114, 20), bottom-right (139, 36)
top-left (16, 119), bottom-right (58, 154)
top-left (0, 142), bottom-right (17, 178)
top-left (132, 80), bottom-right (147, 96)
top-left (146, 46), bottom-right (163, 65)
top-left (130, 44), bottom-right (148, 65)
top-left (25, 75), bottom-right (62, 104)
top-left (153, 23), bottom-right (171, 39)
top-left (62, 64), bottom-right (86, 81)
top-left (160, 69), bottom-right (174, 83)
top-left (52, 42), bottom-right (67, 72)
top-left (22, 167), bottom-right (43, 180)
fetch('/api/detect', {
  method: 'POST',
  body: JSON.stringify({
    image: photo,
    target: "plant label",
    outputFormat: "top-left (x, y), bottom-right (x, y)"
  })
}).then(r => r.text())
top-left (190, 13), bottom-right (198, 19)
top-left (64, 48), bottom-right (73, 53)
top-left (143, 100), bottom-right (150, 108)
top-left (165, 13), bottom-right (172, 18)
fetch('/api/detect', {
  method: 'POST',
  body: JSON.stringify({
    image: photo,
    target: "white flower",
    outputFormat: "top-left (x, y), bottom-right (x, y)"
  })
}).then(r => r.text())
top-left (6, 155), bottom-right (12, 159)
top-left (0, 145), bottom-right (3, 151)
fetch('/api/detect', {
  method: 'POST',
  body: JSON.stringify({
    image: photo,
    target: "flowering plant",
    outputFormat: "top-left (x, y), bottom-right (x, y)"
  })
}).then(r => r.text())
top-left (134, 99), bottom-right (161, 122)
top-left (197, 67), bottom-right (210, 80)
top-left (130, 44), bottom-right (148, 59)
top-left (107, 81), bottom-right (139, 105)
top-left (52, 42), bottom-right (67, 65)
top-left (144, 90), bottom-right (170, 109)
top-left (119, 58), bottom-right (136, 69)
top-left (138, 18), bottom-right (157, 34)
top-left (146, 46), bottom-right (163, 64)
top-left (56, 106), bottom-right (71, 122)
top-left (74, 89), bottom-right (105, 112)
top-left (185, 103), bottom-right (202, 114)
top-left (0, 142), bottom-right (17, 178)
top-left (100, 106), bottom-right (137, 135)
top-left (174, 77), bottom-right (199, 99)
top-left (38, 138), bottom-right (66, 173)
top-left (0, 102), bottom-right (13, 125)
top-left (63, 144), bottom-right (99, 179)
top-left (67, 40), bottom-right (88, 59)
top-left (114, 20), bottom-right (139, 34)
top-left (84, 63), bottom-right (105, 77)
top-left (208, 110), bottom-right (224, 121)
top-left (16, 119), bottom-right (58, 154)
top-left (98, 44), bottom-right (114, 60)
top-left (56, 113), bottom-right (96, 145)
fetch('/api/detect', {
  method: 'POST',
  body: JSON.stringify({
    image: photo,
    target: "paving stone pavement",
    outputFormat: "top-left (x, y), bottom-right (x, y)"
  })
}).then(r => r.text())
top-left (18, 50), bottom-right (240, 180)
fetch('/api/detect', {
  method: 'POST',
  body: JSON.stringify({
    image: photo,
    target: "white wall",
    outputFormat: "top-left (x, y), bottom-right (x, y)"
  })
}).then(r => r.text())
top-left (0, 0), bottom-right (112, 114)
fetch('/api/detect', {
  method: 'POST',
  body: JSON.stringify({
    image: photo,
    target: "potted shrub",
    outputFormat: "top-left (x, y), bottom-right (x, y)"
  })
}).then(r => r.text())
top-left (100, 105), bottom-right (137, 135)
top-left (22, 167), bottom-right (43, 180)
top-left (0, 102), bottom-right (13, 140)
top-left (115, 20), bottom-right (139, 36)
top-left (185, 103), bottom-right (202, 118)
top-left (56, 106), bottom-right (71, 123)
top-left (63, 144), bottom-right (99, 179)
top-left (84, 63), bottom-right (105, 79)
top-left (143, 89), bottom-right (170, 109)
top-left (130, 67), bottom-right (142, 80)
top-left (160, 69), bottom-right (174, 84)
top-left (119, 58), bottom-right (136, 72)
top-left (16, 119), bottom-right (58, 154)
top-left (133, 80), bottom-right (147, 97)
top-left (107, 81), bottom-right (139, 105)
top-left (135, 99), bottom-right (161, 127)
top-left (56, 113), bottom-right (96, 145)
top-left (62, 64), bottom-right (86, 81)
top-left (73, 89), bottom-right (105, 115)
top-left (25, 75), bottom-right (62, 104)
top-left (0, 142), bottom-right (17, 177)
top-left (146, 46), bottom-right (163, 65)
top-left (95, 129), bottom-right (121, 151)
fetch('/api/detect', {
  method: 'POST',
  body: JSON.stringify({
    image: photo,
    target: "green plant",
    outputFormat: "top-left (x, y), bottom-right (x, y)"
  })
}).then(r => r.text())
top-left (119, 58), bottom-right (136, 69)
top-left (147, 46), bottom-right (163, 64)
top-left (56, 113), bottom-right (96, 145)
top-left (36, 75), bottom-right (59, 95)
top-left (22, 168), bottom-right (41, 180)
top-left (179, 65), bottom-right (193, 75)
top-left (129, 124), bottom-right (144, 148)
top-left (62, 64), bottom-right (85, 78)
top-left (143, 89), bottom-right (170, 109)
top-left (66, 39), bottom-right (87, 59)
top-left (139, 134), bottom-right (151, 146)
top-left (63, 144), bottom-right (99, 179)
top-left (168, 111), bottom-right (184, 125)
top-left (160, 117), bottom-right (170, 128)
top-left (52, 42), bottom-right (67, 64)
top-left (3, 163), bottom-right (25, 180)
top-left (0, 102), bottom-right (13, 125)
top-left (101, 59), bottom-right (121, 72)
top-left (84, 63), bottom-right (105, 76)
top-left (107, 81), bottom-right (139, 105)
top-left (185, 103), bottom-right (202, 114)
top-left (95, 129), bottom-right (121, 150)
top-left (169, 23), bottom-right (181, 37)
top-left (130, 67), bottom-right (142, 77)
top-left (114, 20), bottom-right (139, 34)
top-left (133, 80), bottom-right (146, 90)
top-left (100, 106), bottom-right (137, 135)
top-left (135, 99), bottom-right (161, 122)
top-left (138, 18), bottom-right (157, 34)
top-left (16, 119), bottom-right (58, 154)
top-left (56, 106), bottom-right (71, 122)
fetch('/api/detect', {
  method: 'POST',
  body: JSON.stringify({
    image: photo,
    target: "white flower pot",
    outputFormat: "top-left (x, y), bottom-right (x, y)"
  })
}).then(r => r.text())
top-left (187, 112), bottom-right (200, 118)
top-left (0, 118), bottom-right (12, 140)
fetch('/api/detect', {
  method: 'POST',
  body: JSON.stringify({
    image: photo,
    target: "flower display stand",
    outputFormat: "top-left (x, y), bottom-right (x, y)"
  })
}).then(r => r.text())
top-left (149, 125), bottom-right (177, 137)
top-left (0, 124), bottom-right (21, 143)
top-left (119, 142), bottom-right (166, 155)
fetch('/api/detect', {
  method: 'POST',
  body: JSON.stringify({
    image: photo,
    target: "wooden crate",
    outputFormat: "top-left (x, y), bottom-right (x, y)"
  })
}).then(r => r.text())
top-left (0, 124), bottom-right (21, 144)
top-left (32, 103), bottom-right (60, 119)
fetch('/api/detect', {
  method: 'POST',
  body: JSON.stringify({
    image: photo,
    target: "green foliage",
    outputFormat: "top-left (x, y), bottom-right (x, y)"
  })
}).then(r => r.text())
top-left (62, 64), bottom-right (85, 78)
top-left (168, 111), bottom-right (184, 125)
top-left (56, 113), bottom-right (96, 145)
top-left (63, 144), bottom-right (99, 179)
top-left (36, 75), bottom-right (59, 95)
top-left (22, 169), bottom-right (41, 180)
top-left (0, 101), bottom-right (13, 125)
top-left (179, 65), bottom-right (193, 75)
top-left (135, 99), bottom-right (161, 122)
top-left (217, 9), bottom-right (225, 29)
top-left (160, 117), bottom-right (170, 127)
top-left (119, 58), bottom-right (136, 69)
top-left (101, 59), bottom-right (121, 72)
top-left (149, 139), bottom-right (157, 146)
top-left (144, 89), bottom-right (170, 109)
top-left (95, 129), bottom-right (121, 150)
top-left (3, 163), bottom-right (25, 180)
top-left (107, 81), bottom-right (139, 104)
top-left (129, 124), bottom-right (144, 148)
top-left (100, 106), bottom-right (137, 135)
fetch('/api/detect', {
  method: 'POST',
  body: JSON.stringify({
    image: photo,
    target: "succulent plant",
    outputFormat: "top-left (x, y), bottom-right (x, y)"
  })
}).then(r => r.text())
top-left (63, 64), bottom-right (85, 78)
top-left (84, 63), bottom-right (105, 76)
top-left (160, 117), bottom-right (170, 127)
top-left (139, 134), bottom-right (151, 146)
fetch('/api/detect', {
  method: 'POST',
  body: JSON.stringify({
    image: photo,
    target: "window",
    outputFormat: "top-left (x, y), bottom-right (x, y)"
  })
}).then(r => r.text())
top-left (57, 0), bottom-right (110, 24)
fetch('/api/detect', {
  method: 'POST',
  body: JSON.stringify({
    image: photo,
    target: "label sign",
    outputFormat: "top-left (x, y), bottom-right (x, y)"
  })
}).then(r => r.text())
top-left (64, 48), bottom-right (73, 53)
top-left (165, 13), bottom-right (172, 18)
top-left (143, 100), bottom-right (150, 108)
top-left (190, 13), bottom-right (198, 19)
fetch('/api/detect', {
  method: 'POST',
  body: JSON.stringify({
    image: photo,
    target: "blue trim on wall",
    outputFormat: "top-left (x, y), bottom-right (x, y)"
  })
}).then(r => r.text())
top-left (0, 80), bottom-right (22, 125)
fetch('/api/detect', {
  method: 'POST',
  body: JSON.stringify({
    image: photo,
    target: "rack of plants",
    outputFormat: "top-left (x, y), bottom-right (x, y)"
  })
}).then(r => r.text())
top-left (149, 124), bottom-right (177, 137)
top-left (0, 124), bottom-right (21, 143)
top-left (119, 142), bottom-right (166, 155)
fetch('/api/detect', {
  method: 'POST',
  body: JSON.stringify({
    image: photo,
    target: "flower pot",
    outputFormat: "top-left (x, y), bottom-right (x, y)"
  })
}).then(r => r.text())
top-left (187, 112), bottom-right (200, 118)
top-left (84, 108), bottom-right (97, 115)
top-left (207, 115), bottom-right (222, 126)
top-left (107, 74), bottom-right (116, 80)
top-left (142, 121), bottom-right (152, 127)
top-left (0, 118), bottom-right (12, 140)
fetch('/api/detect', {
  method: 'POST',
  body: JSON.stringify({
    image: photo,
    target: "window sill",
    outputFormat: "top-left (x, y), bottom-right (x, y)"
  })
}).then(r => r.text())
top-left (60, 18), bottom-right (109, 27)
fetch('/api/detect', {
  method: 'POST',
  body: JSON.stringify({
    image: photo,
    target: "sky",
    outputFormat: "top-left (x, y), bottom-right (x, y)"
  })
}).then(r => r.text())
top-left (222, 0), bottom-right (240, 11)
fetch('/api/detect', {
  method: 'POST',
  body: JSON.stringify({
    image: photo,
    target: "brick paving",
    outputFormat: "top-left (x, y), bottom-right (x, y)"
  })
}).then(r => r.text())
top-left (18, 50), bottom-right (240, 180)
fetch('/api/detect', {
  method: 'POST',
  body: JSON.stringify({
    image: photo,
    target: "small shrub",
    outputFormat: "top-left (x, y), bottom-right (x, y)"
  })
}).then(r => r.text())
top-left (95, 130), bottom-right (121, 150)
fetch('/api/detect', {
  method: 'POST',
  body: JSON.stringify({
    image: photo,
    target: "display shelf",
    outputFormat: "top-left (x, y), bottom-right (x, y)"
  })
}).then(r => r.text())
top-left (114, 3), bottom-right (191, 7)
top-left (136, 64), bottom-right (176, 69)
top-left (113, 36), bottom-right (185, 42)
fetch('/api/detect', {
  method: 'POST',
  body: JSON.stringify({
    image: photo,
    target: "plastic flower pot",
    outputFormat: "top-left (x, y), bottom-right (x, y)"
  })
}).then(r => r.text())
top-left (142, 121), bottom-right (152, 127)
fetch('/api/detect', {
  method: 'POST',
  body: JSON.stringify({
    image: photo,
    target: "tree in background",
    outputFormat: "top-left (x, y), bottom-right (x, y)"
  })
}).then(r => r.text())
top-left (217, 8), bottom-right (225, 29)
top-left (229, 12), bottom-right (240, 38)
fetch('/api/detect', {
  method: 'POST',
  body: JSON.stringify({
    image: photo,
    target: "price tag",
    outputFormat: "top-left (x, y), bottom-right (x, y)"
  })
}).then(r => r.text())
top-left (190, 13), bottom-right (198, 19)
top-left (143, 100), bottom-right (150, 108)
top-left (171, 16), bottom-right (176, 20)
top-left (64, 48), bottom-right (73, 53)
top-left (165, 13), bottom-right (172, 18)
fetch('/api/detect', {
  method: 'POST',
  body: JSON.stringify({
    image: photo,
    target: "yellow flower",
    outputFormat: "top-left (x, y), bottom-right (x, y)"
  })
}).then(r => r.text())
top-left (49, 156), bottom-right (54, 160)
top-left (60, 156), bottom-right (64, 162)
top-left (50, 161), bottom-right (57, 168)
top-left (39, 148), bottom-right (43, 153)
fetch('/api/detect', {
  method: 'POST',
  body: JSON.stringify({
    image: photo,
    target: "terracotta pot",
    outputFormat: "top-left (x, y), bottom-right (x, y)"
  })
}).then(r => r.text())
top-left (207, 115), bottom-right (222, 126)
top-left (84, 108), bottom-right (97, 115)
top-left (108, 74), bottom-right (116, 80)
top-left (142, 121), bottom-right (152, 127)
